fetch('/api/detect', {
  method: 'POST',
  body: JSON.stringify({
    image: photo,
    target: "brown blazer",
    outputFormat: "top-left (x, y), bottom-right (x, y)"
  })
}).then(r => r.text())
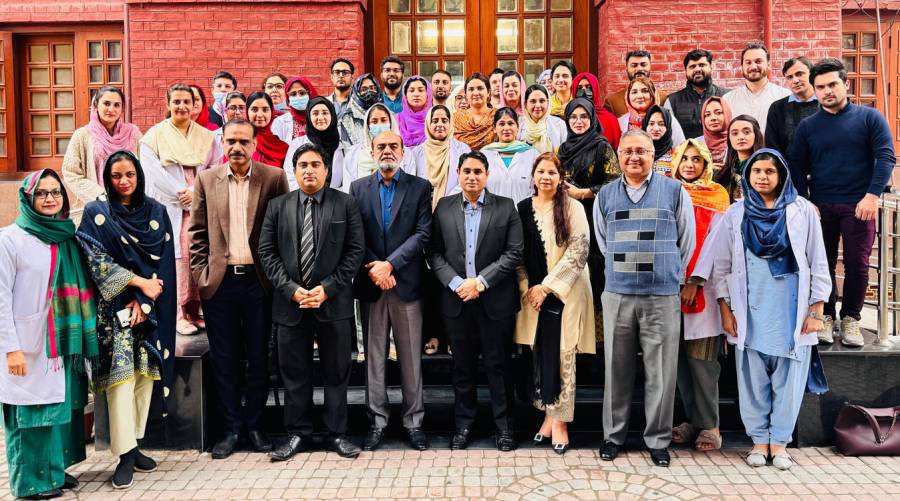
top-left (603, 87), bottom-right (670, 117)
top-left (188, 160), bottom-right (289, 299)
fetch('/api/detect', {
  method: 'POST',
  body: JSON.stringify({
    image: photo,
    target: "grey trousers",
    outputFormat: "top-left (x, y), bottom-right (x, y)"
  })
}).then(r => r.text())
top-left (676, 336), bottom-right (722, 430)
top-left (366, 290), bottom-right (425, 429)
top-left (601, 291), bottom-right (680, 450)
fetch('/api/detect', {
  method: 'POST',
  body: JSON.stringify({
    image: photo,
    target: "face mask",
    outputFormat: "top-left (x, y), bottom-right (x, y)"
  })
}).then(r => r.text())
top-left (289, 95), bottom-right (309, 111)
top-left (360, 90), bottom-right (379, 107)
top-left (213, 92), bottom-right (227, 105)
top-left (274, 101), bottom-right (287, 112)
top-left (577, 88), bottom-right (593, 101)
top-left (368, 123), bottom-right (391, 139)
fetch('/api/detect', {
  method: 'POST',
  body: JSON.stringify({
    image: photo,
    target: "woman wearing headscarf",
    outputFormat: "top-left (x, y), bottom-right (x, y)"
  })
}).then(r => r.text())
top-left (518, 85), bottom-right (567, 154)
top-left (703, 149), bottom-right (829, 470)
top-left (537, 69), bottom-right (553, 96)
top-left (453, 73), bottom-right (497, 150)
top-left (557, 98), bottom-right (620, 341)
top-left (341, 73), bottom-right (383, 147)
top-left (515, 152), bottom-right (595, 455)
top-left (271, 76), bottom-right (318, 143)
top-left (447, 84), bottom-right (469, 114)
top-left (336, 103), bottom-right (412, 192)
top-left (641, 105), bottom-right (676, 176)
top-left (500, 71), bottom-right (526, 116)
top-left (482, 107), bottom-right (540, 203)
top-left (618, 77), bottom-right (686, 145)
top-left (188, 85), bottom-right (219, 132)
top-left (0, 169), bottom-right (99, 500)
top-left (571, 72), bottom-right (621, 150)
top-left (697, 96), bottom-right (733, 170)
top-left (283, 96), bottom-right (342, 190)
top-left (246, 91), bottom-right (289, 169)
top-left (410, 105), bottom-right (471, 209)
top-left (397, 76), bottom-right (432, 148)
top-left (62, 86), bottom-right (142, 223)
top-left (76, 151), bottom-right (176, 490)
top-left (140, 83), bottom-right (215, 335)
top-left (668, 139), bottom-right (729, 452)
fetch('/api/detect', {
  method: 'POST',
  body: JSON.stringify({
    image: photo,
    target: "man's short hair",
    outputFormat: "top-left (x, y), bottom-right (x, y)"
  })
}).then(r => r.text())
top-left (222, 117), bottom-right (257, 138)
top-left (432, 69), bottom-right (452, 80)
top-left (809, 58), bottom-right (848, 84)
top-left (683, 49), bottom-right (712, 68)
top-left (380, 55), bottom-right (404, 70)
top-left (458, 150), bottom-right (490, 171)
top-left (293, 142), bottom-right (329, 169)
top-left (741, 42), bottom-right (769, 61)
top-left (619, 128), bottom-right (654, 148)
top-left (782, 56), bottom-right (813, 75)
top-left (370, 130), bottom-right (405, 153)
top-left (626, 50), bottom-right (651, 62)
top-left (490, 67), bottom-right (505, 77)
top-left (331, 58), bottom-right (355, 74)
top-left (212, 70), bottom-right (238, 88)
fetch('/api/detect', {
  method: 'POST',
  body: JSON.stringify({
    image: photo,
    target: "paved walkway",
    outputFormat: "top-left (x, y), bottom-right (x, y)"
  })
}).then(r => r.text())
top-left (2, 440), bottom-right (900, 500)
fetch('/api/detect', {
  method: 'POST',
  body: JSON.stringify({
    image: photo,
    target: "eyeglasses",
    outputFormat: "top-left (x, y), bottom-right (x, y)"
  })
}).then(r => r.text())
top-left (331, 70), bottom-right (352, 77)
top-left (568, 114), bottom-right (590, 123)
top-left (34, 189), bottom-right (63, 200)
top-left (383, 68), bottom-right (403, 75)
top-left (226, 105), bottom-right (247, 112)
top-left (264, 83), bottom-right (285, 91)
top-left (619, 148), bottom-right (652, 158)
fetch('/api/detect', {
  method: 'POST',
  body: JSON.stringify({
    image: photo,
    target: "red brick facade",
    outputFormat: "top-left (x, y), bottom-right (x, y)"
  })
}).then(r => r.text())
top-left (0, 0), bottom-right (124, 23)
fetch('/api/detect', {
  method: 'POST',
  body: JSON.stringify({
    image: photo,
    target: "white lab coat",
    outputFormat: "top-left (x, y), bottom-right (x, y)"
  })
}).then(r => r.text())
top-left (271, 112), bottom-right (295, 143)
top-left (409, 139), bottom-right (471, 199)
top-left (483, 147), bottom-right (541, 204)
top-left (517, 115), bottom-right (568, 152)
top-left (683, 212), bottom-right (725, 340)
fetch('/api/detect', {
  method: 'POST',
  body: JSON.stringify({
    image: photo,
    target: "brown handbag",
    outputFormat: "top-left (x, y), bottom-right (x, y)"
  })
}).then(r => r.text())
top-left (833, 404), bottom-right (900, 456)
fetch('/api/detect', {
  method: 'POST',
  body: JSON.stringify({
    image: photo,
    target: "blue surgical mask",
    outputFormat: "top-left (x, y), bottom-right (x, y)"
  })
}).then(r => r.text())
top-left (368, 123), bottom-right (391, 139)
top-left (289, 95), bottom-right (309, 111)
top-left (213, 92), bottom-right (227, 105)
top-left (274, 101), bottom-right (287, 112)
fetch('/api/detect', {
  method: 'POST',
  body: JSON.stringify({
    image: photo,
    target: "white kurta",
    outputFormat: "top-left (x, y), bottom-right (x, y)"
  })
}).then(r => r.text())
top-left (335, 143), bottom-right (415, 193)
top-left (483, 147), bottom-right (541, 204)
top-left (409, 139), bottom-right (471, 198)
top-left (683, 212), bottom-right (725, 340)
top-left (618, 113), bottom-right (687, 146)
top-left (0, 225), bottom-right (65, 406)
top-left (517, 115), bottom-right (568, 152)
top-left (722, 82), bottom-right (791, 133)
top-left (272, 113), bottom-right (294, 143)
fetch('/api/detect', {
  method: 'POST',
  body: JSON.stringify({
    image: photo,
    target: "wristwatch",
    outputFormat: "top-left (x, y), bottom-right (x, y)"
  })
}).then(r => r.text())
top-left (808, 311), bottom-right (826, 321)
top-left (475, 277), bottom-right (486, 292)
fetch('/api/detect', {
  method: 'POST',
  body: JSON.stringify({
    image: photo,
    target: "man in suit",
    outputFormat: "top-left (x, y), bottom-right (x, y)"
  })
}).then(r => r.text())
top-left (258, 142), bottom-right (365, 460)
top-left (350, 131), bottom-right (432, 452)
top-left (188, 117), bottom-right (289, 459)
top-left (427, 150), bottom-right (524, 451)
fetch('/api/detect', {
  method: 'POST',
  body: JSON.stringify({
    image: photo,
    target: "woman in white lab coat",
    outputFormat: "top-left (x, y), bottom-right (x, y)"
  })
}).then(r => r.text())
top-left (481, 106), bottom-right (540, 204)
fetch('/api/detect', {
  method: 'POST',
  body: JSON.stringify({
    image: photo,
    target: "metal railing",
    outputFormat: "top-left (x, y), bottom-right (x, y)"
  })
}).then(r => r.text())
top-left (875, 194), bottom-right (900, 343)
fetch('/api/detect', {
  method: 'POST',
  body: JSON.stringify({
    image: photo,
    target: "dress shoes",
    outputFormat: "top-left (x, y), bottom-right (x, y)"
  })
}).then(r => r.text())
top-left (407, 428), bottom-right (429, 451)
top-left (22, 489), bottom-right (63, 500)
top-left (649, 447), bottom-right (671, 467)
top-left (329, 436), bottom-right (361, 458)
top-left (211, 433), bottom-right (240, 459)
top-left (270, 435), bottom-right (307, 462)
top-left (248, 430), bottom-right (273, 453)
top-left (450, 428), bottom-right (471, 450)
top-left (363, 428), bottom-right (386, 451)
top-left (599, 441), bottom-right (620, 461)
top-left (495, 430), bottom-right (517, 452)
top-left (62, 473), bottom-right (79, 489)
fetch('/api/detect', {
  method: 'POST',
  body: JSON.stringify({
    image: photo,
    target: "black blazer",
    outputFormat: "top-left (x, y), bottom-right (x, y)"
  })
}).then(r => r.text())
top-left (350, 171), bottom-right (432, 303)
top-left (258, 187), bottom-right (364, 326)
top-left (427, 190), bottom-right (524, 320)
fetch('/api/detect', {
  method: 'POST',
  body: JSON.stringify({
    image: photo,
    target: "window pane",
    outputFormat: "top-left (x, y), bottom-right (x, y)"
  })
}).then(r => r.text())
top-left (88, 41), bottom-right (103, 60)
top-left (524, 18), bottom-right (545, 53)
top-left (56, 137), bottom-right (70, 155)
top-left (0, 64), bottom-right (3, 85)
top-left (498, 0), bottom-right (516, 12)
top-left (445, 60), bottom-right (465, 86)
top-left (848, 79), bottom-right (855, 96)
top-left (390, 0), bottom-right (411, 13)
top-left (90, 88), bottom-right (99, 104)
top-left (391, 21), bottom-right (412, 54)
top-left (403, 61), bottom-right (413, 77)
top-left (32, 137), bottom-right (51, 156)
top-left (525, 0), bottom-right (544, 10)
top-left (55, 90), bottom-right (75, 108)
top-left (861, 33), bottom-right (877, 50)
top-left (28, 45), bottom-right (49, 63)
top-left (31, 115), bottom-right (50, 133)
top-left (0, 93), bottom-right (4, 109)
top-left (497, 60), bottom-right (517, 73)
top-left (108, 64), bottom-right (123, 83)
top-left (0, 41), bottom-right (3, 60)
top-left (444, 19), bottom-right (465, 54)
top-left (418, 60), bottom-right (439, 78)
top-left (417, 19), bottom-right (439, 55)
top-left (842, 56), bottom-right (856, 73)
top-left (861, 79), bottom-right (875, 96)
top-left (53, 44), bottom-right (73, 63)
top-left (0, 113), bottom-right (6, 132)
top-left (54, 67), bottom-right (73, 86)
top-left (861, 55), bottom-right (876, 73)
top-left (444, 0), bottom-right (464, 13)
top-left (496, 18), bottom-right (518, 53)
top-left (29, 68), bottom-right (49, 86)
top-left (107, 41), bottom-right (122, 59)
top-left (524, 59), bottom-right (545, 85)
top-left (90, 65), bottom-right (104, 84)
top-left (30, 92), bottom-right (50, 109)
top-left (417, 0), bottom-right (437, 13)
top-left (550, 0), bottom-right (572, 9)
top-left (0, 137), bottom-right (5, 156)
top-left (842, 33), bottom-right (856, 50)
top-left (550, 17), bottom-right (572, 52)
top-left (56, 114), bottom-right (75, 132)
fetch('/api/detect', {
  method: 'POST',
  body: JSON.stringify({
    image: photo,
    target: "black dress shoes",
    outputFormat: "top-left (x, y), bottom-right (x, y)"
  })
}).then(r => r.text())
top-left (450, 428), bottom-right (471, 450)
top-left (363, 428), bottom-right (386, 451)
top-left (248, 430), bottom-right (273, 453)
top-left (407, 428), bottom-right (429, 451)
top-left (329, 435), bottom-right (361, 458)
top-left (599, 441), bottom-right (620, 461)
top-left (649, 448), bottom-right (671, 467)
top-left (270, 435), bottom-right (307, 462)
top-left (63, 473), bottom-right (79, 489)
top-left (211, 433), bottom-right (240, 459)
top-left (22, 489), bottom-right (63, 500)
top-left (496, 431), bottom-right (517, 452)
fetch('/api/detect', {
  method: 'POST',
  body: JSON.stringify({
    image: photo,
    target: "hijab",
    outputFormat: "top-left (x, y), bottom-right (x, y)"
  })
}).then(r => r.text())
top-left (499, 72), bottom-right (527, 115)
top-left (571, 72), bottom-right (621, 149)
top-left (86, 102), bottom-right (141, 184)
top-left (522, 86), bottom-right (554, 154)
top-left (447, 85), bottom-right (465, 113)
top-left (453, 107), bottom-right (497, 151)
top-left (250, 96), bottom-right (289, 168)
top-left (285, 77), bottom-right (319, 139)
top-left (15, 170), bottom-right (99, 366)
top-left (357, 103), bottom-right (400, 178)
top-left (423, 106), bottom-right (454, 208)
top-left (538, 69), bottom-right (553, 94)
top-left (558, 98), bottom-right (609, 180)
top-left (701, 96), bottom-right (732, 166)
top-left (740, 148), bottom-right (799, 277)
top-left (348, 73), bottom-right (383, 118)
top-left (672, 139), bottom-right (730, 213)
top-left (641, 105), bottom-right (674, 160)
top-left (191, 86), bottom-right (217, 131)
top-left (625, 77), bottom-right (657, 131)
top-left (397, 76), bottom-right (433, 147)
top-left (305, 96), bottom-right (341, 165)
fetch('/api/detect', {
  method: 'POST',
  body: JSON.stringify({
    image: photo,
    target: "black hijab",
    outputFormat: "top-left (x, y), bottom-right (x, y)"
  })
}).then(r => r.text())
top-left (304, 96), bottom-right (341, 165)
top-left (558, 97), bottom-right (610, 179)
top-left (641, 104), bottom-right (674, 160)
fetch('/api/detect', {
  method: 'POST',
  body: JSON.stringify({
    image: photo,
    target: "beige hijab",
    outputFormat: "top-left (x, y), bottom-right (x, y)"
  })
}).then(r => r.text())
top-left (140, 118), bottom-right (214, 167)
top-left (423, 106), bottom-right (454, 209)
top-left (522, 88), bottom-right (554, 154)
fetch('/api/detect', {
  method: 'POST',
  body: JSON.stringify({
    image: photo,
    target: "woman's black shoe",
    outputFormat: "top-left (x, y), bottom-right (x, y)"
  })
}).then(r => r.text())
top-left (63, 473), bottom-right (79, 489)
top-left (112, 449), bottom-right (136, 490)
top-left (23, 488), bottom-right (63, 500)
top-left (553, 442), bottom-right (570, 455)
top-left (533, 433), bottom-right (548, 445)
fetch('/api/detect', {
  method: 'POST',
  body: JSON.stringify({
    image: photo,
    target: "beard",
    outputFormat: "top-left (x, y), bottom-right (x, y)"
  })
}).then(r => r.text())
top-left (433, 89), bottom-right (450, 99)
top-left (384, 79), bottom-right (402, 91)
top-left (743, 69), bottom-right (767, 82)
top-left (379, 161), bottom-right (399, 172)
top-left (629, 70), bottom-right (650, 80)
top-left (689, 72), bottom-right (711, 87)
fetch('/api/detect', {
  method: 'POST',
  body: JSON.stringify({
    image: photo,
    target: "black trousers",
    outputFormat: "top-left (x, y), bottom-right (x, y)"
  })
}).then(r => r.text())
top-left (276, 313), bottom-right (352, 436)
top-left (201, 269), bottom-right (271, 434)
top-left (444, 300), bottom-right (515, 432)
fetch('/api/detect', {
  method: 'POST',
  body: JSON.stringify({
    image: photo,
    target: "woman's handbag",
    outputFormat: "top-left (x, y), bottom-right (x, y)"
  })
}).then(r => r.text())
top-left (834, 403), bottom-right (900, 456)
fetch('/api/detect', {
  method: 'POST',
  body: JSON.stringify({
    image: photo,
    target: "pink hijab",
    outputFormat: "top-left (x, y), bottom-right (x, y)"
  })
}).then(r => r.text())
top-left (397, 76), bottom-right (432, 147)
top-left (85, 103), bottom-right (141, 184)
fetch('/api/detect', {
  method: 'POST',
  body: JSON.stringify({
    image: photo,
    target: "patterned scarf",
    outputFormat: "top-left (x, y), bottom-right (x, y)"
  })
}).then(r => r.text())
top-left (85, 107), bottom-right (141, 184)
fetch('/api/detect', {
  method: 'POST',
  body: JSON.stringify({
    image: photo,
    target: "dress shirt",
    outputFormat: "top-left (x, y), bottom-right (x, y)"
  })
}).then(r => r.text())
top-left (297, 187), bottom-right (326, 254)
top-left (226, 164), bottom-right (254, 265)
top-left (448, 191), bottom-right (489, 292)
top-left (376, 168), bottom-right (401, 235)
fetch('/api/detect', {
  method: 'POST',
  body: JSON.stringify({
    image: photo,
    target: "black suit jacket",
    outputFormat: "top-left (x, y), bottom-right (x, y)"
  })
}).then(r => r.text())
top-left (350, 171), bottom-right (432, 303)
top-left (258, 187), bottom-right (364, 325)
top-left (427, 190), bottom-right (524, 320)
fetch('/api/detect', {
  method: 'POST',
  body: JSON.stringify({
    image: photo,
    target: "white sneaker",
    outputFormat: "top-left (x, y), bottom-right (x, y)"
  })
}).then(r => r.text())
top-left (817, 315), bottom-right (834, 344)
top-left (840, 317), bottom-right (864, 347)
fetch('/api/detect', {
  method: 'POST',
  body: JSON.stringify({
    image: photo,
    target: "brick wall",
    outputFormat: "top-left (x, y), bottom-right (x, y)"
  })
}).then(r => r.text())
top-left (0, 0), bottom-right (124, 23)
top-left (126, 0), bottom-right (366, 129)
top-left (598, 0), bottom-right (842, 97)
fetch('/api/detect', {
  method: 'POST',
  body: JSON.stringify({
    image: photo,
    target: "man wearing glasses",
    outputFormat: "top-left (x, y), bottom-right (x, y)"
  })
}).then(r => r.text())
top-left (380, 55), bottom-right (406, 114)
top-left (328, 58), bottom-right (355, 118)
top-left (593, 129), bottom-right (696, 467)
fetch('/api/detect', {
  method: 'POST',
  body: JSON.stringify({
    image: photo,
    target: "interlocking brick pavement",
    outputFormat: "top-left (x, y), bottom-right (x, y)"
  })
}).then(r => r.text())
top-left (2, 439), bottom-right (900, 500)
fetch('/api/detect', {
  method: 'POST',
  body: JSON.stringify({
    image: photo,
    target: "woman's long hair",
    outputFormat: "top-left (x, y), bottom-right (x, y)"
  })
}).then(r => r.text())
top-left (716, 114), bottom-right (764, 189)
top-left (531, 152), bottom-right (571, 246)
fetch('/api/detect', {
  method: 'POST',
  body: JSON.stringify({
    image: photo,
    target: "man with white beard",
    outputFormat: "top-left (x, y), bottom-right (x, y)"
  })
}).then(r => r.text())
top-left (723, 42), bottom-right (790, 132)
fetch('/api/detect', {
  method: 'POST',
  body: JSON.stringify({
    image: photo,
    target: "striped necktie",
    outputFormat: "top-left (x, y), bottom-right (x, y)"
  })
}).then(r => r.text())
top-left (300, 197), bottom-right (315, 286)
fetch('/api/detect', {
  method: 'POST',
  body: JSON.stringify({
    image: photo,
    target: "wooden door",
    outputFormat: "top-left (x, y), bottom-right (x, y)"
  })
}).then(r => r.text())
top-left (0, 32), bottom-right (17, 173)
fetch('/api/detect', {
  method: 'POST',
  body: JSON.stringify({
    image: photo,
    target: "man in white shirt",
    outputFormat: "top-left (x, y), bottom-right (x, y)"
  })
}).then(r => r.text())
top-left (722, 42), bottom-right (790, 132)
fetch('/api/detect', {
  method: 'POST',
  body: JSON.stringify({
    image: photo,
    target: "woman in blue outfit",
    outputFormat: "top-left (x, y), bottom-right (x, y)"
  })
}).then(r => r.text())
top-left (701, 148), bottom-right (830, 470)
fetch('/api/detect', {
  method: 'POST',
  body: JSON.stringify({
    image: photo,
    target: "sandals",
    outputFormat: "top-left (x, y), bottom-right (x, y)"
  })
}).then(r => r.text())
top-left (424, 338), bottom-right (439, 355)
top-left (744, 450), bottom-right (767, 467)
top-left (694, 429), bottom-right (722, 451)
top-left (671, 422), bottom-right (697, 444)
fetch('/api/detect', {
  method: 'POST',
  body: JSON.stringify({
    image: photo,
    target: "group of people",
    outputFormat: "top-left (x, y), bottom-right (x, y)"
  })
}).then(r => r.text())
top-left (0, 40), bottom-right (894, 500)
